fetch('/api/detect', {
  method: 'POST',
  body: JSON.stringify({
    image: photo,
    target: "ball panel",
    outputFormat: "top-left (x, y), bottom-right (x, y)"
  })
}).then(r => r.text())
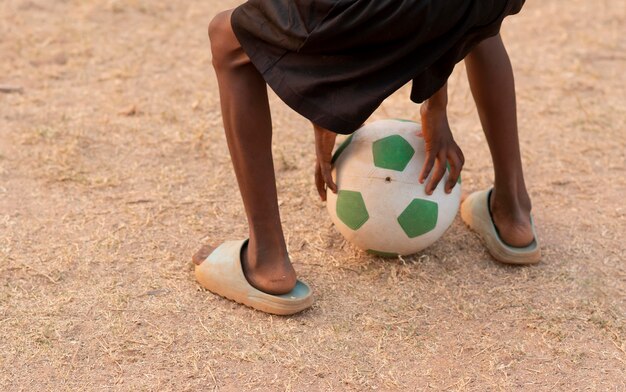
top-left (335, 190), bottom-right (369, 230)
top-left (332, 136), bottom-right (376, 181)
top-left (331, 134), bottom-right (354, 164)
top-left (397, 199), bottom-right (439, 238)
top-left (372, 135), bottom-right (415, 171)
top-left (354, 119), bottom-right (420, 143)
top-left (370, 127), bottom-right (424, 184)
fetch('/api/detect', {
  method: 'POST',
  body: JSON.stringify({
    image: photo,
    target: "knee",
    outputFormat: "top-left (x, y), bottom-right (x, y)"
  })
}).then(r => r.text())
top-left (208, 11), bottom-right (229, 41)
top-left (208, 11), bottom-right (237, 70)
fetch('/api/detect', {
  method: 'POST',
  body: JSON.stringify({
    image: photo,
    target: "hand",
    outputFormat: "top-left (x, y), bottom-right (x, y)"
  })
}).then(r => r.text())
top-left (313, 123), bottom-right (338, 201)
top-left (419, 104), bottom-right (464, 195)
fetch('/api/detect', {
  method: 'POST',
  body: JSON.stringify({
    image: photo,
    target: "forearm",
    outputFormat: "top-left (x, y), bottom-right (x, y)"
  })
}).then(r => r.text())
top-left (420, 82), bottom-right (450, 137)
top-left (418, 80), bottom-right (463, 194)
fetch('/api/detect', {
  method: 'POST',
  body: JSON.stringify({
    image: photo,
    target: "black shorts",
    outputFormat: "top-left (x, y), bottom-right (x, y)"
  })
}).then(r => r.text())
top-left (231, 0), bottom-right (524, 134)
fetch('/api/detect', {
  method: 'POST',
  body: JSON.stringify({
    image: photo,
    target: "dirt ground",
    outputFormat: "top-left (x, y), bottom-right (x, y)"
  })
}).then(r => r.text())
top-left (1, 0), bottom-right (624, 390)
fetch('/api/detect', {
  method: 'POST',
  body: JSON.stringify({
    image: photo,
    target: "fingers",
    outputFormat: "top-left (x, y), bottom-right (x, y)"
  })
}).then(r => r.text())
top-left (313, 123), bottom-right (339, 201)
top-left (315, 160), bottom-right (337, 201)
top-left (444, 152), bottom-right (464, 193)
top-left (315, 163), bottom-right (326, 201)
top-left (320, 160), bottom-right (337, 194)
top-left (425, 153), bottom-right (447, 195)
top-left (419, 152), bottom-right (435, 184)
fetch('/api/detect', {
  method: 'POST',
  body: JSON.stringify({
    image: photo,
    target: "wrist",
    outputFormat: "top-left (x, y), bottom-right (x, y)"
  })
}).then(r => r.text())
top-left (420, 101), bottom-right (448, 123)
top-left (424, 97), bottom-right (447, 111)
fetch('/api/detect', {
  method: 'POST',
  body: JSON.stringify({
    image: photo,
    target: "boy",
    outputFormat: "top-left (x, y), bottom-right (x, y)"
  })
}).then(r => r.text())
top-left (193, 0), bottom-right (540, 315)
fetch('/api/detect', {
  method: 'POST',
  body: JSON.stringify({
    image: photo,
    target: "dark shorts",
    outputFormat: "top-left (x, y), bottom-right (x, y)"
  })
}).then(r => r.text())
top-left (231, 0), bottom-right (524, 134)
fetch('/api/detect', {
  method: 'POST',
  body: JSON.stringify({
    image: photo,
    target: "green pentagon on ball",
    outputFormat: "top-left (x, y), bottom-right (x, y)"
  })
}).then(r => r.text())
top-left (336, 190), bottom-right (369, 230)
top-left (372, 135), bottom-right (415, 171)
top-left (397, 199), bottom-right (438, 238)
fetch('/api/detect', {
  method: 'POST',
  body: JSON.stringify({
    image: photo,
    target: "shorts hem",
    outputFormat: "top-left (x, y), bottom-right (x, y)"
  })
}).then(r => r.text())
top-left (232, 9), bottom-right (362, 134)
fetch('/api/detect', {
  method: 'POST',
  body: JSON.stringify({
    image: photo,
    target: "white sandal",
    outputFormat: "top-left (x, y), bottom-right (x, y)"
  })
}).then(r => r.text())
top-left (461, 189), bottom-right (541, 265)
top-left (195, 239), bottom-right (313, 315)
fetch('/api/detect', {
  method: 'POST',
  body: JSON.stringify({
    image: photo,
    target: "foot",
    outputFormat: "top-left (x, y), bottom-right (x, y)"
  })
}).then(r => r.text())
top-left (489, 190), bottom-right (534, 248)
top-left (192, 241), bottom-right (297, 295)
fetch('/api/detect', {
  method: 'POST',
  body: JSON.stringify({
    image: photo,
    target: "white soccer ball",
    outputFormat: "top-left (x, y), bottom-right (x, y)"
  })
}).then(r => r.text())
top-left (326, 119), bottom-right (462, 257)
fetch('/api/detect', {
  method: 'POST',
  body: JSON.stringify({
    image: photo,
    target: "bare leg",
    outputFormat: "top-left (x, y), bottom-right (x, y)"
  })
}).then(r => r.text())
top-left (465, 34), bottom-right (534, 247)
top-left (193, 10), bottom-right (296, 295)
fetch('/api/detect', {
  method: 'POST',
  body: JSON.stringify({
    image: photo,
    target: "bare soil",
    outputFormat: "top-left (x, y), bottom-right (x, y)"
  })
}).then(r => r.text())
top-left (1, 0), bottom-right (624, 390)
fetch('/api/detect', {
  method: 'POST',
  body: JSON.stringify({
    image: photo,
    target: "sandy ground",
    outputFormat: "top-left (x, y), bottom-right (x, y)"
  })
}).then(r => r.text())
top-left (1, 0), bottom-right (625, 390)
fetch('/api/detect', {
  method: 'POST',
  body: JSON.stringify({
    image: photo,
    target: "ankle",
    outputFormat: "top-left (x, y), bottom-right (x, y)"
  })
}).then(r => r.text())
top-left (245, 236), bottom-right (289, 269)
top-left (490, 192), bottom-right (532, 229)
top-left (491, 186), bottom-right (531, 213)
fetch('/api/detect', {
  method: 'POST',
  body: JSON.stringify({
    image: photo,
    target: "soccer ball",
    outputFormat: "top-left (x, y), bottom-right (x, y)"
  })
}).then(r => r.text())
top-left (326, 119), bottom-right (461, 257)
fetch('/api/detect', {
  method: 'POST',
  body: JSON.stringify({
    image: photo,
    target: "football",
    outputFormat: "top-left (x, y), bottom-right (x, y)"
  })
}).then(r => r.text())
top-left (326, 119), bottom-right (462, 256)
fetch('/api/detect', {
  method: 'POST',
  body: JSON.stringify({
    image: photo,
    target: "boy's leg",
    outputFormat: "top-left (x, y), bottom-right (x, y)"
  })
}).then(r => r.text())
top-left (464, 34), bottom-right (534, 247)
top-left (192, 10), bottom-right (296, 295)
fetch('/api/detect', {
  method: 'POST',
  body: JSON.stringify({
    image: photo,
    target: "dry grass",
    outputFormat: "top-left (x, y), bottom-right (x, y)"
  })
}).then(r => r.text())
top-left (1, 0), bottom-right (625, 390)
